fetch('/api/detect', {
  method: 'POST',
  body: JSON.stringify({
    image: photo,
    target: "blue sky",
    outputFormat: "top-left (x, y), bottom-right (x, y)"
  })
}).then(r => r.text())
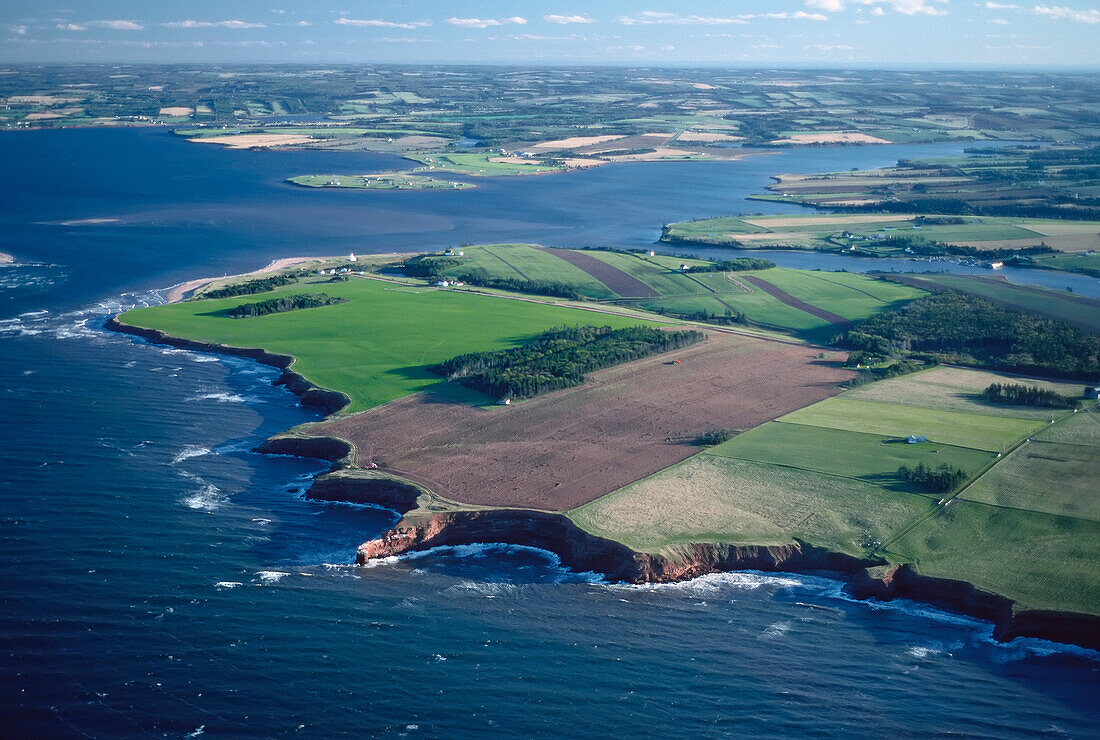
top-left (2, 1), bottom-right (1098, 67)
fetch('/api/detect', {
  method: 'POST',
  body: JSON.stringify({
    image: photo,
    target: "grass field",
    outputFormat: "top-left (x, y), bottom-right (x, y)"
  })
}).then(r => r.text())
top-left (778, 397), bottom-right (1042, 452)
top-left (960, 411), bottom-right (1100, 521)
top-left (287, 174), bottom-right (474, 190)
top-left (569, 362), bottom-right (1097, 614)
top-left (842, 366), bottom-right (1088, 420)
top-left (411, 153), bottom-right (570, 176)
top-left (661, 213), bottom-right (1100, 262)
top-left (708, 421), bottom-right (995, 491)
top-left (569, 455), bottom-right (935, 556)
top-left (887, 500), bottom-right (1100, 614)
top-left (429, 244), bottom-right (617, 300)
top-left (886, 274), bottom-right (1100, 334)
top-left (119, 276), bottom-right (655, 413)
top-left (413, 245), bottom-right (926, 341)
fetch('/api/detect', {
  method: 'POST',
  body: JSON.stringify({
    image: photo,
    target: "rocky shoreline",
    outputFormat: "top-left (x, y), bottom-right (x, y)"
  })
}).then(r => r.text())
top-left (107, 313), bottom-right (1100, 652)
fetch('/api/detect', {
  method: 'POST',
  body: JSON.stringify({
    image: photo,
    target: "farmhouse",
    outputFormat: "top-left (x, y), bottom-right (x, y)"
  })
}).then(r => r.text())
top-left (1085, 386), bottom-right (1100, 399)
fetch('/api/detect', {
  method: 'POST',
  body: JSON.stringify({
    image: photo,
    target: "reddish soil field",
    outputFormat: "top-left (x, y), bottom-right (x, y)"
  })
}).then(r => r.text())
top-left (743, 275), bottom-right (852, 326)
top-left (538, 247), bottom-right (659, 298)
top-left (312, 333), bottom-right (854, 511)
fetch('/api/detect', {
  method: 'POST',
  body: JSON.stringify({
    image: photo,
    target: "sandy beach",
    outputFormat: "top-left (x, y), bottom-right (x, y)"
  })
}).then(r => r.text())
top-left (163, 257), bottom-right (316, 303)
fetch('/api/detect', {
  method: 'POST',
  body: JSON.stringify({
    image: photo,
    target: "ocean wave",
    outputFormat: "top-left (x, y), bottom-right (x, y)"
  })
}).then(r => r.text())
top-left (214, 581), bottom-right (242, 589)
top-left (608, 571), bottom-right (806, 597)
top-left (188, 392), bottom-right (255, 404)
top-left (444, 580), bottom-right (518, 598)
top-left (172, 446), bottom-right (211, 464)
top-left (255, 571), bottom-right (290, 584)
top-left (761, 620), bottom-right (792, 639)
top-left (182, 482), bottom-right (225, 511)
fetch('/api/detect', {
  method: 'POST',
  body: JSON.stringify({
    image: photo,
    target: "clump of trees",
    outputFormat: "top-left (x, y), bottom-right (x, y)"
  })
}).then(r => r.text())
top-left (683, 258), bottom-right (775, 272)
top-left (226, 293), bottom-right (345, 318)
top-left (694, 428), bottom-right (737, 446)
top-left (838, 292), bottom-right (1100, 380)
top-left (981, 382), bottom-right (1074, 408)
top-left (200, 274), bottom-right (300, 300)
top-left (399, 255), bottom-right (585, 299)
top-left (433, 325), bottom-right (705, 399)
top-left (897, 462), bottom-right (968, 493)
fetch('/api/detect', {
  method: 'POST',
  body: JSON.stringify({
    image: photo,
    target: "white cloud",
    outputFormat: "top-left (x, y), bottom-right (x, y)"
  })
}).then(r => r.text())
top-left (984, 2), bottom-right (1019, 8)
top-left (805, 0), bottom-right (948, 15)
top-left (334, 18), bottom-right (432, 30)
top-left (57, 23), bottom-right (86, 31)
top-left (163, 20), bottom-right (267, 29)
top-left (544, 14), bottom-right (594, 24)
top-left (1031, 5), bottom-right (1100, 23)
top-left (93, 20), bottom-right (144, 30)
top-left (447, 17), bottom-right (527, 29)
top-left (619, 12), bottom-right (750, 25)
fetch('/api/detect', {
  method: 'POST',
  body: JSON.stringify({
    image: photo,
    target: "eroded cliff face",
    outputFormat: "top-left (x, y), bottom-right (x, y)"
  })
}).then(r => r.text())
top-left (353, 506), bottom-right (1100, 650)
top-left (106, 317), bottom-right (348, 414)
top-left (355, 509), bottom-right (878, 585)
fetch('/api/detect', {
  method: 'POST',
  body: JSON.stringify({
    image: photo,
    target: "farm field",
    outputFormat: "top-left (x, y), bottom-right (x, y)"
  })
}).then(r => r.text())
top-left (708, 422), bottom-right (995, 491)
top-left (410, 245), bottom-right (927, 341)
top-left (960, 411), bottom-right (1100, 521)
top-left (570, 361), bottom-right (1098, 614)
top-left (312, 332), bottom-right (854, 511)
top-left (569, 454), bottom-right (935, 555)
top-left (778, 397), bottom-right (1042, 451)
top-left (661, 212), bottom-right (1100, 259)
top-left (287, 174), bottom-right (475, 190)
top-left (887, 500), bottom-right (1100, 615)
top-left (884, 274), bottom-right (1100, 333)
top-left (411, 153), bottom-right (572, 176)
top-left (117, 275), bottom-right (658, 413)
top-left (842, 366), bottom-right (1088, 419)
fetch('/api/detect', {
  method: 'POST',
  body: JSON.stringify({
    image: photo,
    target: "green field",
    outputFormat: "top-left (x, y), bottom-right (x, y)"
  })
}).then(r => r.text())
top-left (886, 273), bottom-right (1100, 334)
top-left (569, 455), bottom-right (935, 556)
top-left (412, 153), bottom-right (570, 176)
top-left (887, 500), bottom-right (1100, 614)
top-left (287, 174), bottom-right (475, 190)
top-left (410, 245), bottom-right (926, 341)
top-left (427, 244), bottom-right (617, 300)
top-left (570, 362), bottom-right (1098, 614)
top-left (663, 213), bottom-right (1100, 256)
top-left (119, 276), bottom-right (655, 413)
top-left (709, 422), bottom-right (995, 491)
top-left (842, 366), bottom-right (1088, 420)
top-left (778, 397), bottom-right (1042, 452)
top-left (960, 411), bottom-right (1100, 521)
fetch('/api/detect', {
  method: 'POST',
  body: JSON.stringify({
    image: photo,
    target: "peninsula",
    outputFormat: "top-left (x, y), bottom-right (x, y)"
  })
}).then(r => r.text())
top-left (111, 245), bottom-right (1100, 650)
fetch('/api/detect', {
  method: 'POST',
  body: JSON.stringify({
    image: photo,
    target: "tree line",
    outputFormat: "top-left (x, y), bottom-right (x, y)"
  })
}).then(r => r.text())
top-left (200, 273), bottom-right (304, 300)
top-left (838, 291), bottom-right (1100, 380)
top-left (981, 382), bottom-right (1074, 408)
top-left (683, 258), bottom-right (775, 272)
top-left (897, 462), bottom-right (969, 493)
top-left (226, 293), bottom-right (345, 318)
top-left (433, 325), bottom-right (705, 399)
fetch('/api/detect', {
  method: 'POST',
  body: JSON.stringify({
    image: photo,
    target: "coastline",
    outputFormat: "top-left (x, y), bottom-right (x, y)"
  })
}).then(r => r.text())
top-left (106, 303), bottom-right (1100, 652)
top-left (162, 256), bottom-right (317, 303)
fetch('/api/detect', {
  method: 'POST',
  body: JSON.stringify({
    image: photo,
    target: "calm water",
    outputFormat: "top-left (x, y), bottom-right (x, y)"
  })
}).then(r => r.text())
top-left (1, 129), bottom-right (1097, 737)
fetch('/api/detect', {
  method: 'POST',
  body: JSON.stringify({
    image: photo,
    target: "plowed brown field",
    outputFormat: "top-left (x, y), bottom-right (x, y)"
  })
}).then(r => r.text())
top-left (312, 333), bottom-right (853, 511)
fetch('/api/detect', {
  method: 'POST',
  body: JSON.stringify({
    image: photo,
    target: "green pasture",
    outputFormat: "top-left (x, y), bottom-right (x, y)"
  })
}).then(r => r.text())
top-left (778, 398), bottom-right (1042, 452)
top-left (842, 366), bottom-right (1087, 420)
top-left (434, 245), bottom-right (616, 299)
top-left (888, 500), bottom-right (1100, 614)
top-left (961, 411), bottom-right (1100, 521)
top-left (412, 153), bottom-right (569, 176)
top-left (568, 455), bottom-right (935, 557)
top-left (119, 276), bottom-right (655, 413)
top-left (708, 421), bottom-right (995, 490)
top-left (287, 174), bottom-right (474, 190)
top-left (897, 273), bottom-right (1100, 333)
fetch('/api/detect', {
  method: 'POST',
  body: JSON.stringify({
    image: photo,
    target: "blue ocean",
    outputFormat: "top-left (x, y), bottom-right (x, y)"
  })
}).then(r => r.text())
top-left (1, 128), bottom-right (1097, 737)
